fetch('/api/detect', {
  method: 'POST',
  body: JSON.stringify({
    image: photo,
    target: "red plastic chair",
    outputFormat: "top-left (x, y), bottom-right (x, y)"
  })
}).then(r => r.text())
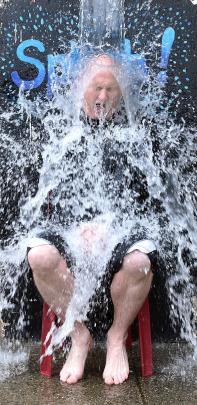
top-left (40, 297), bottom-right (153, 378)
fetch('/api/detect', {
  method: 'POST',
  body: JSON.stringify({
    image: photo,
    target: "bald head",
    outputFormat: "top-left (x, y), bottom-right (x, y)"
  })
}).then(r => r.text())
top-left (82, 54), bottom-right (122, 120)
top-left (87, 54), bottom-right (118, 70)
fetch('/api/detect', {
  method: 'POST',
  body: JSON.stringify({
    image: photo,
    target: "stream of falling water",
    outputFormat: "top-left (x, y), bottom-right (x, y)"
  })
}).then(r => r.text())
top-left (0, 0), bottom-right (196, 380)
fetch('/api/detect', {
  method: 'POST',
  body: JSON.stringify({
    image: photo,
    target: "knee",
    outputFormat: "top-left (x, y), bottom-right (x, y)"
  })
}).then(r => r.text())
top-left (122, 250), bottom-right (151, 279)
top-left (27, 244), bottom-right (60, 273)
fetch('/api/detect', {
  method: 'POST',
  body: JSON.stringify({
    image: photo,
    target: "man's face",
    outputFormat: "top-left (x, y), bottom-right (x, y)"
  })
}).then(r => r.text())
top-left (83, 70), bottom-right (122, 120)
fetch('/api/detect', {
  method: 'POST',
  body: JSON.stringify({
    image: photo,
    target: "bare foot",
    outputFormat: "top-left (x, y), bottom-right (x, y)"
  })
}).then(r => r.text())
top-left (60, 323), bottom-right (92, 384)
top-left (103, 333), bottom-right (129, 385)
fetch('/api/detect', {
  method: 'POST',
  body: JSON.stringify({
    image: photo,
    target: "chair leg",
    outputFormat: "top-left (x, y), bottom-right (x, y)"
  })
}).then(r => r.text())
top-left (138, 298), bottom-right (153, 377)
top-left (40, 302), bottom-right (56, 377)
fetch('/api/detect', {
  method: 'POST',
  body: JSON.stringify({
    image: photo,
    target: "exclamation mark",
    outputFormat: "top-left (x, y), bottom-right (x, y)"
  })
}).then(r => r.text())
top-left (158, 27), bottom-right (175, 86)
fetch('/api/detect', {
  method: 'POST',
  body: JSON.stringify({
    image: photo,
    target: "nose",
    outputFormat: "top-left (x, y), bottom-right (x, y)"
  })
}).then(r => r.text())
top-left (98, 89), bottom-right (108, 103)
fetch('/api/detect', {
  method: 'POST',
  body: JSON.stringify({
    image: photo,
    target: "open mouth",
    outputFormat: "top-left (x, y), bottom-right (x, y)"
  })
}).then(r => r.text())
top-left (94, 103), bottom-right (110, 118)
top-left (95, 103), bottom-right (105, 112)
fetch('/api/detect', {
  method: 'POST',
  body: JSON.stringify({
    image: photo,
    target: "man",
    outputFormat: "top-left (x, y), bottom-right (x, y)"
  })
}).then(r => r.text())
top-left (27, 54), bottom-right (157, 385)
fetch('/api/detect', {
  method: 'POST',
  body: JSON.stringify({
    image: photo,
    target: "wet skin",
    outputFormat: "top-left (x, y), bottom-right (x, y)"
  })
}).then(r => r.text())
top-left (83, 69), bottom-right (122, 120)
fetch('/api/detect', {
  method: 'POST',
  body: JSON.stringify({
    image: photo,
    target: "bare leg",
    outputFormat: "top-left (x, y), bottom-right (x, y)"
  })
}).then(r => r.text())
top-left (28, 244), bottom-right (92, 383)
top-left (103, 250), bottom-right (153, 385)
top-left (28, 244), bottom-right (73, 321)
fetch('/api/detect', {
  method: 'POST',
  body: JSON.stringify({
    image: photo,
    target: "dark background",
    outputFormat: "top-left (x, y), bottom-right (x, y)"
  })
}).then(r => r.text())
top-left (0, 0), bottom-right (196, 119)
top-left (0, 0), bottom-right (196, 341)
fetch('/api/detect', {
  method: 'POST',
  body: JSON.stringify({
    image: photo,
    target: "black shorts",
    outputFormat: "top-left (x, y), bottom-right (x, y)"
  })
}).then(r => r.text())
top-left (27, 228), bottom-right (157, 338)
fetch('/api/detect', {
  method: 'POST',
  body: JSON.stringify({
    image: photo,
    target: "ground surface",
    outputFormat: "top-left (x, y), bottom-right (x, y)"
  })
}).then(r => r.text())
top-left (0, 342), bottom-right (196, 405)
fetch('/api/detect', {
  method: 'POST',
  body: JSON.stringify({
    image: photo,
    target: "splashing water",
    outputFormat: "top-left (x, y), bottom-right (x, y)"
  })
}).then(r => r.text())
top-left (0, 341), bottom-right (30, 382)
top-left (0, 0), bottom-right (196, 379)
top-left (80, 0), bottom-right (125, 49)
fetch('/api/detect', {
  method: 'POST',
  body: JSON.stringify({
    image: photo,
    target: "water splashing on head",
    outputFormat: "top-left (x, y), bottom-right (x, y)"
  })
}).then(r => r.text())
top-left (81, 54), bottom-right (122, 120)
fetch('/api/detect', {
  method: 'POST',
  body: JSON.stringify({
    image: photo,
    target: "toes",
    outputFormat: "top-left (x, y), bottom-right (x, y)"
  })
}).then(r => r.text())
top-left (114, 373), bottom-right (128, 385)
top-left (60, 371), bottom-right (70, 383)
top-left (113, 375), bottom-right (124, 385)
top-left (123, 371), bottom-right (129, 381)
top-left (113, 376), bottom-right (120, 385)
top-left (60, 366), bottom-right (70, 382)
top-left (60, 366), bottom-right (72, 383)
top-left (103, 371), bottom-right (129, 385)
top-left (66, 374), bottom-right (81, 384)
top-left (103, 374), bottom-right (114, 385)
top-left (60, 371), bottom-right (81, 384)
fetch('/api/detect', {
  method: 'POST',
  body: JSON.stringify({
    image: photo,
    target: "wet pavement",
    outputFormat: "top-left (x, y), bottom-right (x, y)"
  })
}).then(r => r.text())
top-left (0, 342), bottom-right (196, 404)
